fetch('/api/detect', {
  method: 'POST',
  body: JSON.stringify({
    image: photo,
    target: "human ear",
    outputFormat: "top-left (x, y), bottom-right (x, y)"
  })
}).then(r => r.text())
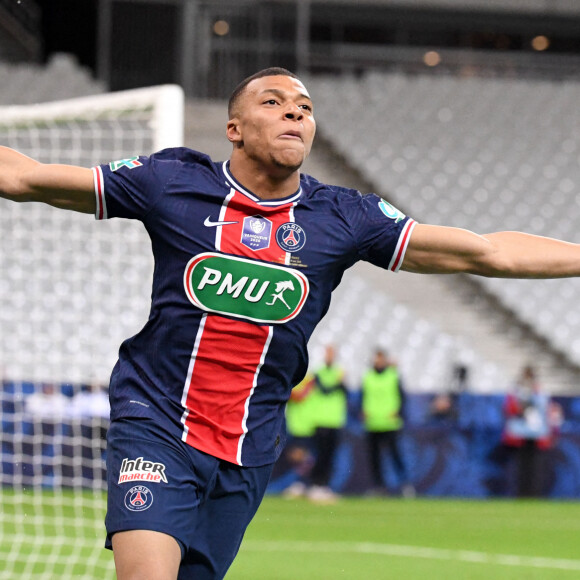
top-left (226, 119), bottom-right (242, 144)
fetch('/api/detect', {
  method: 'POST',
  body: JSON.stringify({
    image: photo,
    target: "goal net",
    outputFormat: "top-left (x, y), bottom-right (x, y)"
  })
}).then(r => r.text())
top-left (0, 85), bottom-right (184, 579)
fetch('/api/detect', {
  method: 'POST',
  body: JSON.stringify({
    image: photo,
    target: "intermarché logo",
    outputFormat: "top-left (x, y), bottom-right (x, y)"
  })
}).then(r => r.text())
top-left (183, 252), bottom-right (309, 324)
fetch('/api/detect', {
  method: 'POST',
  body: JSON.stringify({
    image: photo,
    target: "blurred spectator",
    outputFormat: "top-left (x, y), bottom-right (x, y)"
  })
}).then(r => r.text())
top-left (430, 393), bottom-right (456, 422)
top-left (71, 381), bottom-right (110, 419)
top-left (282, 373), bottom-right (316, 498)
top-left (361, 349), bottom-right (415, 497)
top-left (70, 381), bottom-right (110, 481)
top-left (25, 382), bottom-right (70, 421)
top-left (24, 381), bottom-right (72, 471)
top-left (307, 345), bottom-right (347, 502)
top-left (429, 364), bottom-right (469, 423)
top-left (450, 364), bottom-right (470, 393)
top-left (502, 365), bottom-right (563, 497)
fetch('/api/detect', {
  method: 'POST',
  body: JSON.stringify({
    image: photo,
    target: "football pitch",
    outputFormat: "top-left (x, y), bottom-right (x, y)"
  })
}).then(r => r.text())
top-left (2, 492), bottom-right (580, 579)
top-left (231, 496), bottom-right (580, 580)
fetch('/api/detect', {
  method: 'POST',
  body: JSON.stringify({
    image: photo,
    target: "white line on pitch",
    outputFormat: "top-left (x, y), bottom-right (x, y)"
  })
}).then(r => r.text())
top-left (242, 541), bottom-right (580, 571)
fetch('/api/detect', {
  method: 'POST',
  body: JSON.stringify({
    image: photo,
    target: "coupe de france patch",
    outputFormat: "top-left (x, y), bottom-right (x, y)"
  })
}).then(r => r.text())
top-left (378, 199), bottom-right (406, 223)
top-left (109, 157), bottom-right (143, 171)
top-left (242, 215), bottom-right (272, 250)
top-left (183, 252), bottom-right (309, 324)
top-left (275, 223), bottom-right (306, 252)
top-left (124, 485), bottom-right (154, 512)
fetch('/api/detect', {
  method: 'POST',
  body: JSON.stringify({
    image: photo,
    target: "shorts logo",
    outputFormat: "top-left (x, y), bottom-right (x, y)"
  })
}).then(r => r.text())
top-left (124, 485), bottom-right (154, 512)
top-left (118, 457), bottom-right (168, 484)
top-left (241, 215), bottom-right (272, 251)
top-left (275, 223), bottom-right (306, 252)
top-left (378, 200), bottom-right (406, 223)
top-left (109, 157), bottom-right (143, 171)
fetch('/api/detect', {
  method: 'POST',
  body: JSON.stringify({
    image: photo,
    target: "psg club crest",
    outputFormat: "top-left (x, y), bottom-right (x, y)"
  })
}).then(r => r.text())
top-left (241, 215), bottom-right (272, 251)
top-left (276, 222), bottom-right (306, 253)
top-left (124, 485), bottom-right (154, 512)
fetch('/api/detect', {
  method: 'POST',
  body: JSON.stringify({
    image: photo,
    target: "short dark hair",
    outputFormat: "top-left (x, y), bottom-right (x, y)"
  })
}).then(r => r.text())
top-left (228, 67), bottom-right (301, 118)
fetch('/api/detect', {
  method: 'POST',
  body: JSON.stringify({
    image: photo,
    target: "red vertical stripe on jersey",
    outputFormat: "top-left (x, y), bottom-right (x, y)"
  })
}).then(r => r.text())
top-left (182, 190), bottom-right (294, 464)
top-left (182, 315), bottom-right (271, 461)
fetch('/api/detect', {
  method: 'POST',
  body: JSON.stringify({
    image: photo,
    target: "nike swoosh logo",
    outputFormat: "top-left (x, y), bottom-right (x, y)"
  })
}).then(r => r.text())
top-left (203, 217), bottom-right (239, 227)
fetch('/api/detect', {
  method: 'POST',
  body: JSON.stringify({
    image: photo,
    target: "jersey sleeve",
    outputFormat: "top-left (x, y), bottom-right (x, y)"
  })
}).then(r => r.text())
top-left (345, 192), bottom-right (417, 272)
top-left (92, 153), bottom-right (176, 221)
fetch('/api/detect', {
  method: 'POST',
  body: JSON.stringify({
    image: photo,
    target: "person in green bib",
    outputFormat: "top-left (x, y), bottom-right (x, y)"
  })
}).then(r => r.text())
top-left (282, 373), bottom-right (317, 498)
top-left (307, 344), bottom-right (347, 502)
top-left (361, 348), bottom-right (415, 497)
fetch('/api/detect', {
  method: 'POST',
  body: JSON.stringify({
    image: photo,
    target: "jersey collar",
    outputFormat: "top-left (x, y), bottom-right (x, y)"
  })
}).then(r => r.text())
top-left (222, 161), bottom-right (302, 206)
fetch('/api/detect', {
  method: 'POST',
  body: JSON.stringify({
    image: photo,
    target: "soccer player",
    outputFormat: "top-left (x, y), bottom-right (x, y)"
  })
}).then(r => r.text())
top-left (2, 67), bottom-right (580, 579)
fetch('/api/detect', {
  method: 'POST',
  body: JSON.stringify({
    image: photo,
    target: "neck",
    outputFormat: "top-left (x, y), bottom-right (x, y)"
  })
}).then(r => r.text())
top-left (228, 153), bottom-right (301, 200)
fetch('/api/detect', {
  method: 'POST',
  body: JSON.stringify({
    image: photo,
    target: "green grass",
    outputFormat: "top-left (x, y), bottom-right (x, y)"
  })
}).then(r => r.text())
top-left (2, 490), bottom-right (580, 579)
top-left (0, 487), bottom-right (114, 579)
top-left (229, 496), bottom-right (580, 580)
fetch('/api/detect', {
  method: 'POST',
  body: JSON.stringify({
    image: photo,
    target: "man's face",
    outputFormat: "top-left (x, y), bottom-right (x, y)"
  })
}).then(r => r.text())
top-left (324, 345), bottom-right (336, 365)
top-left (374, 352), bottom-right (387, 371)
top-left (227, 75), bottom-right (316, 175)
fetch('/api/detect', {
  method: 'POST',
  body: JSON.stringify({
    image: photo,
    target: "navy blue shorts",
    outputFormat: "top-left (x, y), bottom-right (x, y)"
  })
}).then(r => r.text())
top-left (105, 417), bottom-right (273, 579)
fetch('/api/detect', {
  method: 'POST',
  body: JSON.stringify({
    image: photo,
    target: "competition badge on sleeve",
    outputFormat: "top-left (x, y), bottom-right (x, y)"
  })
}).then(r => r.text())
top-left (378, 200), bottom-right (406, 223)
top-left (109, 157), bottom-right (143, 171)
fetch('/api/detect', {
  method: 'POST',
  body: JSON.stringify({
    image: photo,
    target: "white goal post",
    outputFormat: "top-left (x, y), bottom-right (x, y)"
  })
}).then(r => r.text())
top-left (0, 85), bottom-right (184, 579)
top-left (0, 84), bottom-right (183, 152)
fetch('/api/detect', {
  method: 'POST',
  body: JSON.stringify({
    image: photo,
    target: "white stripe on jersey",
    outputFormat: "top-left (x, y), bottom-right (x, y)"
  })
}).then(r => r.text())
top-left (215, 188), bottom-right (237, 252)
top-left (92, 166), bottom-right (107, 220)
top-left (388, 219), bottom-right (416, 272)
top-left (222, 161), bottom-right (302, 206)
top-left (180, 312), bottom-right (208, 442)
top-left (236, 325), bottom-right (274, 466)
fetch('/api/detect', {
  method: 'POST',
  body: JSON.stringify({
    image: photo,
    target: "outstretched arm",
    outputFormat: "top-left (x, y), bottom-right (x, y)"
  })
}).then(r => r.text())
top-left (403, 223), bottom-right (580, 279)
top-left (0, 146), bottom-right (95, 214)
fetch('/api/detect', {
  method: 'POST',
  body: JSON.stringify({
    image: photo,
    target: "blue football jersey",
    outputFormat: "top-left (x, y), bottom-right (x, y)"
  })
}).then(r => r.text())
top-left (92, 147), bottom-right (416, 466)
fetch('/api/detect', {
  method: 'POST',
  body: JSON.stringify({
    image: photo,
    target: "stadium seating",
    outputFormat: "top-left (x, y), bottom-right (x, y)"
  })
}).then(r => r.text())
top-left (309, 268), bottom-right (508, 392)
top-left (0, 53), bottom-right (104, 105)
top-left (0, 58), bottom-right (576, 394)
top-left (308, 71), bottom-right (580, 373)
